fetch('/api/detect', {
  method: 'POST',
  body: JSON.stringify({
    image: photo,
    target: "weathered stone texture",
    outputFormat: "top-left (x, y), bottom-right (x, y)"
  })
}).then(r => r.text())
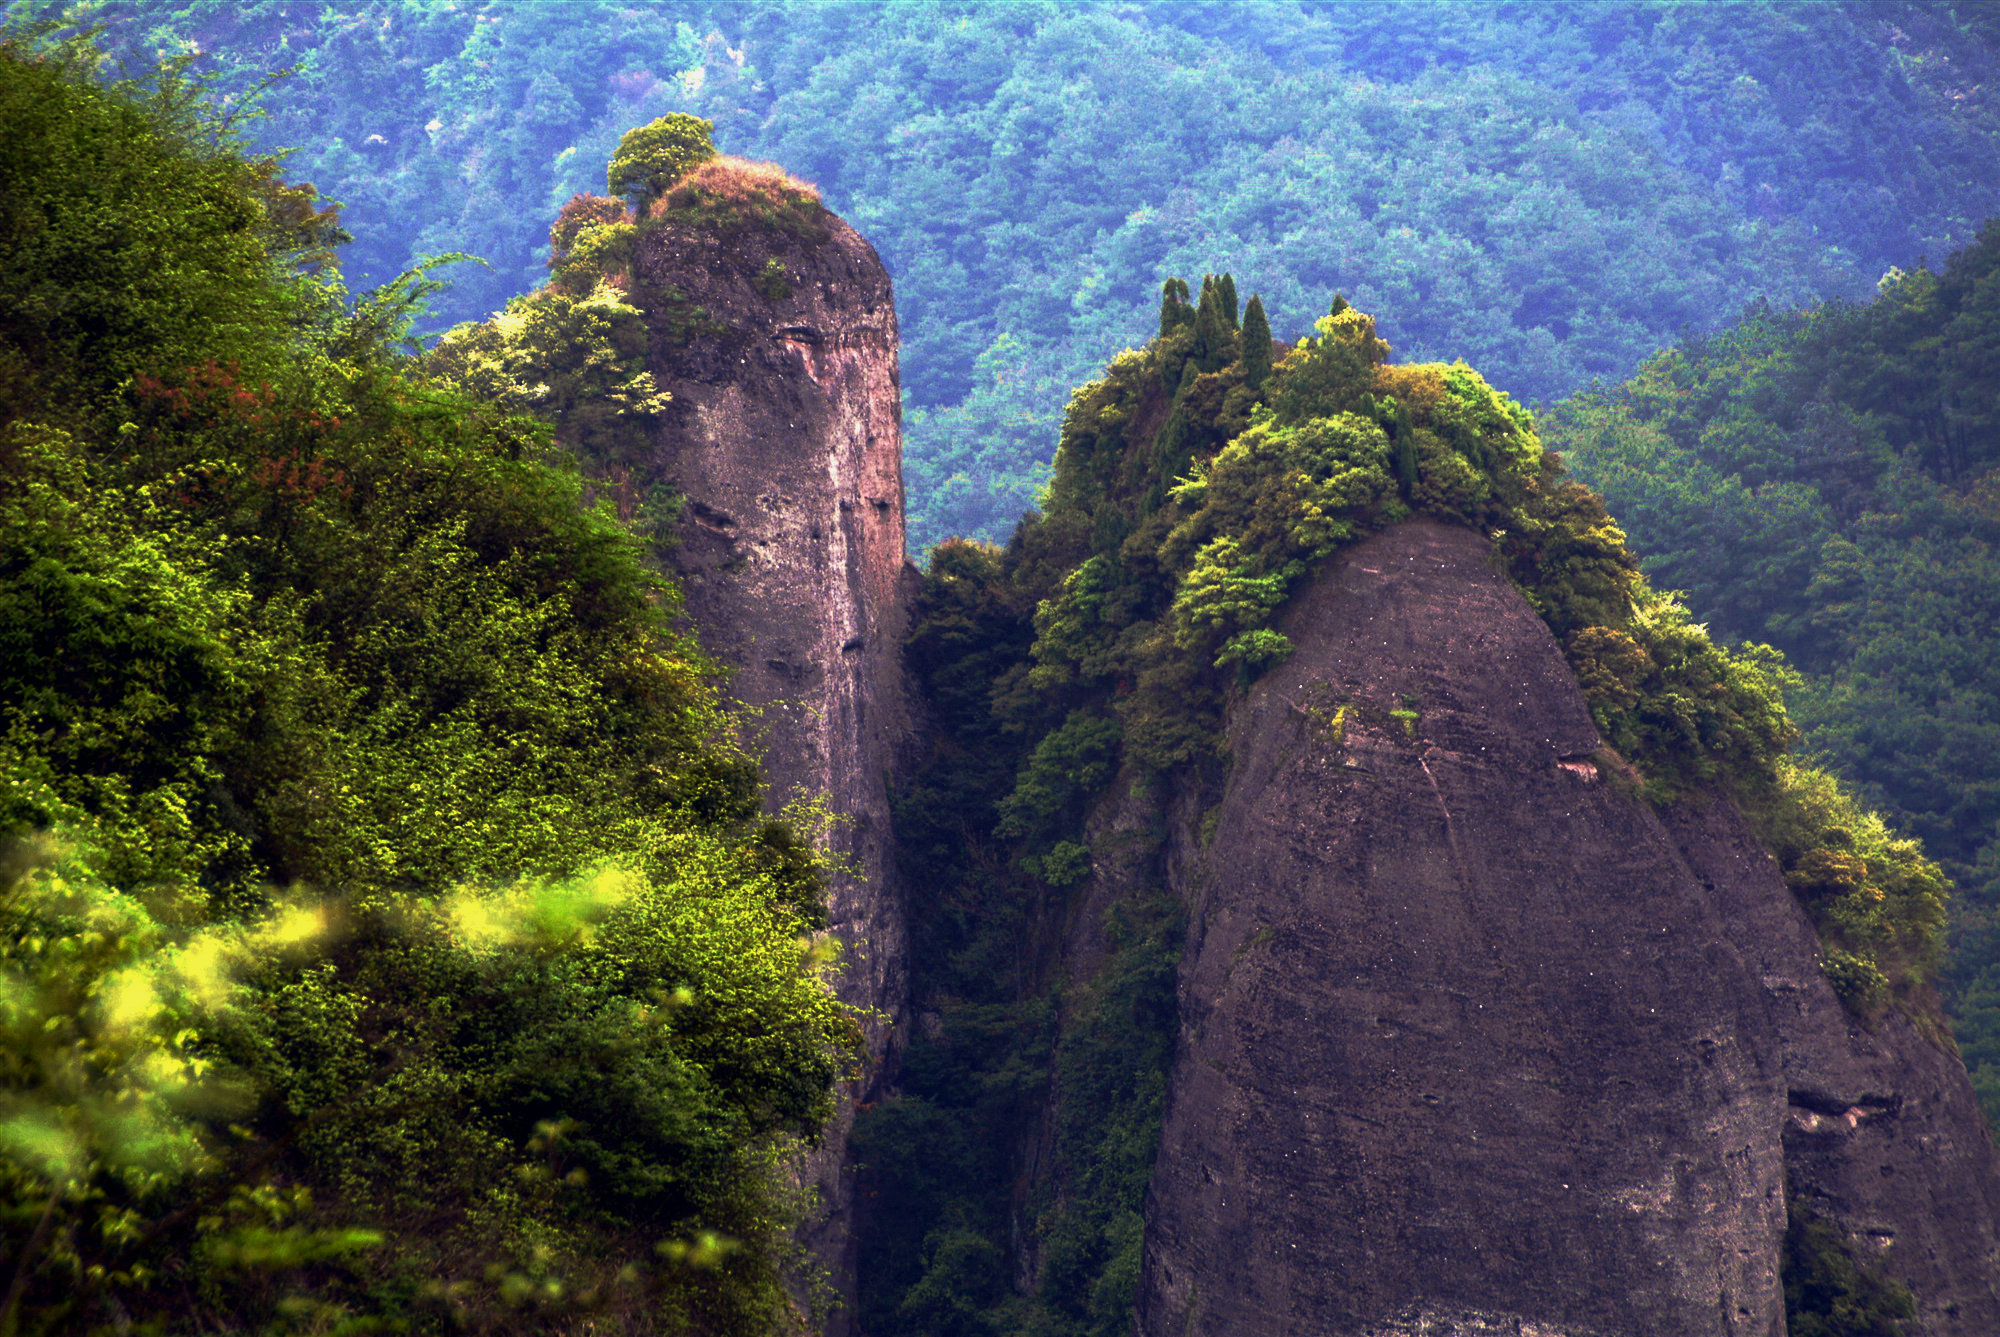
top-left (632, 203), bottom-right (914, 1326)
top-left (1137, 518), bottom-right (2000, 1336)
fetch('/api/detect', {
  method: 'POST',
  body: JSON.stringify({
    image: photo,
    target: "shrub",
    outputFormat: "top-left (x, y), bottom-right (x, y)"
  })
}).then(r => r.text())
top-left (549, 192), bottom-right (633, 269)
top-left (1783, 1204), bottom-right (1915, 1336)
top-left (607, 113), bottom-right (717, 206)
top-left (1749, 758), bottom-right (1951, 1013)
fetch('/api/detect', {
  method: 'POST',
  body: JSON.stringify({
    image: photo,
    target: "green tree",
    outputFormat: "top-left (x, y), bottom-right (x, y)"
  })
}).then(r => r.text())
top-left (1391, 397), bottom-right (1418, 501)
top-left (607, 113), bottom-right (717, 207)
top-left (1240, 293), bottom-right (1274, 389)
top-left (0, 41), bottom-right (852, 1334)
top-left (1189, 274), bottom-right (1236, 374)
top-left (0, 37), bottom-right (309, 426)
top-left (1157, 277), bottom-right (1193, 338)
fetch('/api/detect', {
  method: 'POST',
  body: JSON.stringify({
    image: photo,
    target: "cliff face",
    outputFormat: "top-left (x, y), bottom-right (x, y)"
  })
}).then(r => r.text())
top-left (1135, 519), bottom-right (2000, 1336)
top-left (629, 196), bottom-right (914, 1319)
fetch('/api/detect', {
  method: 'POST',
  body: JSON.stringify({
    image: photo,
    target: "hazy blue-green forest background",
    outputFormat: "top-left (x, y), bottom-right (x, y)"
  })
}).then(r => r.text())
top-left (28, 0), bottom-right (2000, 1118)
top-left (36, 0), bottom-right (2000, 547)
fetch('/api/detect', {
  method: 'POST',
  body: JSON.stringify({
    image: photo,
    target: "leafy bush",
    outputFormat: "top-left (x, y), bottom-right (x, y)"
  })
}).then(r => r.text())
top-left (607, 113), bottom-right (717, 206)
top-left (648, 155), bottom-right (826, 238)
top-left (1750, 759), bottom-right (1951, 1010)
top-left (425, 277), bottom-right (668, 468)
top-left (1783, 1202), bottom-right (1916, 1337)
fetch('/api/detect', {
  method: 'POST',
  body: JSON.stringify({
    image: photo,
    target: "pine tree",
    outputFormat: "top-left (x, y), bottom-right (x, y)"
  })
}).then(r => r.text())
top-left (1191, 279), bottom-right (1234, 374)
top-left (1147, 405), bottom-right (1194, 514)
top-left (1219, 273), bottom-right (1240, 329)
top-left (1241, 294), bottom-right (1273, 388)
top-left (1158, 278), bottom-right (1193, 337)
top-left (1392, 398), bottom-right (1419, 501)
top-left (1176, 356), bottom-right (1200, 397)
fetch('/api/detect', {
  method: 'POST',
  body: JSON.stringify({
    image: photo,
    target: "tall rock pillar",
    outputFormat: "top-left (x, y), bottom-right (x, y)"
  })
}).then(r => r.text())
top-left (1136, 518), bottom-right (2000, 1337)
top-left (630, 168), bottom-right (914, 1330)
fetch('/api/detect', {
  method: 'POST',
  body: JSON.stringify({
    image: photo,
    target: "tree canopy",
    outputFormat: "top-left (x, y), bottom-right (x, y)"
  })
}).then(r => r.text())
top-left (608, 113), bottom-right (717, 205)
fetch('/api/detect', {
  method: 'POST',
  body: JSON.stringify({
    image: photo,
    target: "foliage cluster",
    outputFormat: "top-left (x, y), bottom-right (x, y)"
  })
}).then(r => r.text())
top-left (35, 1), bottom-right (2000, 547)
top-left (1019, 278), bottom-right (1794, 796)
top-left (1547, 220), bottom-right (2000, 1105)
top-left (422, 148), bottom-right (826, 529)
top-left (646, 156), bottom-right (826, 241)
top-left (0, 39), bottom-right (853, 1335)
top-left (607, 112), bottom-right (716, 207)
top-left (864, 270), bottom-right (1945, 1334)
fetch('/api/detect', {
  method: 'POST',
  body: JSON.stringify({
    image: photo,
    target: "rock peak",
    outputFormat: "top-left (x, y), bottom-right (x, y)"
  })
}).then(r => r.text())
top-left (632, 195), bottom-right (916, 1326)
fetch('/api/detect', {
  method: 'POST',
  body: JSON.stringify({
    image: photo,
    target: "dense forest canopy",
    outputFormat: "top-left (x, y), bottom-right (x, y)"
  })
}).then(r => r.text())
top-left (0, 38), bottom-right (852, 1334)
top-left (27, 0), bottom-right (2000, 547)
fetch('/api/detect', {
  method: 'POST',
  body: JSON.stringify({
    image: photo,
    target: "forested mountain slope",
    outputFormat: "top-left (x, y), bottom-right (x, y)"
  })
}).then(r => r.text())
top-left (1548, 222), bottom-right (2000, 1128)
top-left (31, 0), bottom-right (2000, 546)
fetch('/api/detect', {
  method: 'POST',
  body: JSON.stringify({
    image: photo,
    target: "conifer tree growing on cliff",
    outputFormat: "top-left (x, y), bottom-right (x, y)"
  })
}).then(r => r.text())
top-left (1191, 276), bottom-right (1236, 373)
top-left (1241, 294), bottom-right (1274, 388)
top-left (1159, 277), bottom-right (1193, 337)
top-left (607, 113), bottom-right (716, 207)
top-left (1392, 397), bottom-right (1419, 500)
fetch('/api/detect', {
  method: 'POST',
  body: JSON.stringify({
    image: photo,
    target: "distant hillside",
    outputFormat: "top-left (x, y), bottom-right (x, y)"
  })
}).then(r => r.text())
top-left (35, 1), bottom-right (2000, 546)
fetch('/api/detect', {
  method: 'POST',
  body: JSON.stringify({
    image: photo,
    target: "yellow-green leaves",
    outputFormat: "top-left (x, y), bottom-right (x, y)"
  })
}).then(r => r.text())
top-left (428, 278), bottom-right (670, 467)
top-left (442, 865), bottom-right (634, 955)
top-left (0, 830), bottom-right (233, 1238)
top-left (1171, 537), bottom-right (1290, 657)
top-left (996, 711), bottom-right (1123, 844)
top-left (606, 114), bottom-right (717, 206)
top-left (1754, 758), bottom-right (1951, 1009)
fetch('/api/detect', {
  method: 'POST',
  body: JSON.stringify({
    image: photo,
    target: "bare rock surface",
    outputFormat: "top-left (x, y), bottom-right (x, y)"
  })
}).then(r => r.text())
top-left (631, 200), bottom-right (915, 1326)
top-left (1661, 798), bottom-right (2000, 1332)
top-left (1136, 517), bottom-right (2000, 1336)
